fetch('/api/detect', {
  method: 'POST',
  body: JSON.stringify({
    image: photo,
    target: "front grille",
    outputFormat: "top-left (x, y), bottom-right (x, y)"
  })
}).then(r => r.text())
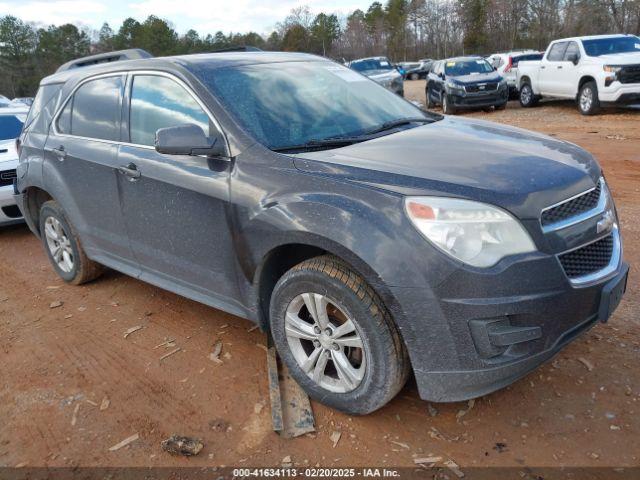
top-left (0, 169), bottom-right (17, 187)
top-left (619, 64), bottom-right (640, 84)
top-left (559, 234), bottom-right (614, 279)
top-left (541, 182), bottom-right (601, 226)
top-left (465, 82), bottom-right (498, 93)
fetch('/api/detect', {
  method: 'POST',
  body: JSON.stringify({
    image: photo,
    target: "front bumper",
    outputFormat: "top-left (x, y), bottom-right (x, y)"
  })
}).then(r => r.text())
top-left (0, 184), bottom-right (23, 225)
top-left (390, 249), bottom-right (628, 402)
top-left (447, 88), bottom-right (508, 109)
top-left (599, 81), bottom-right (640, 103)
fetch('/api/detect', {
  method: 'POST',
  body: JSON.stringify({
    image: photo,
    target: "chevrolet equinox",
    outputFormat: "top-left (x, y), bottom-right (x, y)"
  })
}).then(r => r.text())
top-left (15, 50), bottom-right (628, 414)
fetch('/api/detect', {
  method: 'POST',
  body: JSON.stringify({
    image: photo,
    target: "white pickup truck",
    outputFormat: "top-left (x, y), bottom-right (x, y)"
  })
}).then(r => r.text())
top-left (517, 34), bottom-right (640, 115)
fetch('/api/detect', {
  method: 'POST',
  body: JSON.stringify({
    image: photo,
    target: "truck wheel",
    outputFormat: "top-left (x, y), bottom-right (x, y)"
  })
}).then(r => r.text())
top-left (519, 83), bottom-right (538, 108)
top-left (269, 255), bottom-right (410, 415)
top-left (578, 81), bottom-right (600, 115)
top-left (39, 201), bottom-right (103, 285)
top-left (442, 94), bottom-right (456, 114)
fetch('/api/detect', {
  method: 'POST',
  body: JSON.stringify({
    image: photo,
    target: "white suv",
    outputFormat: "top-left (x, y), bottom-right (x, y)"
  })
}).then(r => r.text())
top-left (0, 107), bottom-right (28, 225)
top-left (517, 34), bottom-right (640, 115)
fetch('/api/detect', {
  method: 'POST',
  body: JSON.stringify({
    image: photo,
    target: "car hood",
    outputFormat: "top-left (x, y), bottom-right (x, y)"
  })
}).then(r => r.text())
top-left (594, 52), bottom-right (640, 64)
top-left (0, 139), bottom-right (18, 163)
top-left (363, 69), bottom-right (400, 80)
top-left (292, 116), bottom-right (601, 219)
top-left (450, 72), bottom-right (502, 84)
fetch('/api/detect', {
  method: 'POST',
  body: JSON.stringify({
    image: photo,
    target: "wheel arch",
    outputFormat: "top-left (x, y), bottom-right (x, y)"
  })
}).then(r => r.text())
top-left (577, 75), bottom-right (597, 99)
top-left (22, 186), bottom-right (54, 237)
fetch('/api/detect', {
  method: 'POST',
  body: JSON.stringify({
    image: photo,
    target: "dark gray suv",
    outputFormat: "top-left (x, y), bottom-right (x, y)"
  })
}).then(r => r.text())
top-left (15, 50), bottom-right (628, 414)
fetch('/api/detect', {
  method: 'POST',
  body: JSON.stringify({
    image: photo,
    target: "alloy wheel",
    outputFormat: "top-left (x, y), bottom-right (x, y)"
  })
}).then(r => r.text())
top-left (580, 87), bottom-right (593, 113)
top-left (521, 85), bottom-right (532, 105)
top-left (44, 216), bottom-right (74, 273)
top-left (284, 293), bottom-right (366, 393)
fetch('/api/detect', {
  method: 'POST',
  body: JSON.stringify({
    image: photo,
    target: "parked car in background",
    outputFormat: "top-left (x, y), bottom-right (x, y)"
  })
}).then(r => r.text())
top-left (487, 51), bottom-right (543, 97)
top-left (11, 97), bottom-right (34, 107)
top-left (348, 56), bottom-right (404, 96)
top-left (0, 95), bottom-right (11, 107)
top-left (401, 59), bottom-right (433, 80)
top-left (1, 106), bottom-right (29, 225)
top-left (399, 61), bottom-right (421, 79)
top-left (517, 34), bottom-right (640, 115)
top-left (426, 57), bottom-right (508, 114)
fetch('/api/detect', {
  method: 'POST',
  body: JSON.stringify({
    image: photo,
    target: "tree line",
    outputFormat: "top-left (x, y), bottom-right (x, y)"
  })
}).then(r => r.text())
top-left (1, 0), bottom-right (639, 97)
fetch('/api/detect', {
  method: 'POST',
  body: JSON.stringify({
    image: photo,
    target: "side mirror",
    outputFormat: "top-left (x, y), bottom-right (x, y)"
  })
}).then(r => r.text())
top-left (567, 52), bottom-right (580, 65)
top-left (155, 124), bottom-right (227, 157)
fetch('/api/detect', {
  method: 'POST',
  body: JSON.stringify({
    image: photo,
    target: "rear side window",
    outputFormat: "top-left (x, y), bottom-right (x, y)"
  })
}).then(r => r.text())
top-left (56, 76), bottom-right (123, 141)
top-left (547, 42), bottom-right (568, 61)
top-left (129, 75), bottom-right (210, 147)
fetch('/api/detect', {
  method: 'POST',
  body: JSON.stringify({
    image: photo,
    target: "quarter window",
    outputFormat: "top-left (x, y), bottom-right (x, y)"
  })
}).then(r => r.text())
top-left (547, 42), bottom-right (568, 61)
top-left (129, 75), bottom-right (211, 147)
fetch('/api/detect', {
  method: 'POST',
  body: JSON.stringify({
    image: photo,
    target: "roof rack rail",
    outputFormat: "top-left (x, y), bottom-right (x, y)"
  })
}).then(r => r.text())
top-left (211, 46), bottom-right (263, 53)
top-left (56, 49), bottom-right (153, 73)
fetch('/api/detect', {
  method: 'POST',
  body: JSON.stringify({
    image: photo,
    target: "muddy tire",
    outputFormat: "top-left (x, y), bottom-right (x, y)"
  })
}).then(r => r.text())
top-left (269, 255), bottom-right (410, 415)
top-left (39, 201), bottom-right (103, 285)
top-left (442, 94), bottom-right (456, 114)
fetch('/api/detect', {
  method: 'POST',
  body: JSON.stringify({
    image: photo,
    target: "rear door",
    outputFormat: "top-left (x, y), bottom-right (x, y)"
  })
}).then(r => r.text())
top-left (429, 62), bottom-right (444, 102)
top-left (43, 74), bottom-right (138, 275)
top-left (539, 42), bottom-right (568, 95)
top-left (116, 72), bottom-right (240, 309)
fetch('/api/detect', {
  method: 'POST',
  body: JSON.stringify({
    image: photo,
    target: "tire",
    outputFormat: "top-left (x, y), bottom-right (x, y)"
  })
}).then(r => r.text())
top-left (495, 102), bottom-right (507, 111)
top-left (519, 83), bottom-right (538, 108)
top-left (578, 81), bottom-right (600, 115)
top-left (409, 73), bottom-right (419, 80)
top-left (269, 255), bottom-right (410, 415)
top-left (442, 93), bottom-right (456, 114)
top-left (425, 84), bottom-right (434, 109)
top-left (39, 201), bottom-right (103, 285)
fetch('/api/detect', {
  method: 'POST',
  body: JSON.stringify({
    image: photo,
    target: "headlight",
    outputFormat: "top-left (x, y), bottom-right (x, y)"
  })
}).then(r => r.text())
top-left (603, 65), bottom-right (622, 73)
top-left (405, 197), bottom-right (536, 267)
top-left (446, 80), bottom-right (464, 93)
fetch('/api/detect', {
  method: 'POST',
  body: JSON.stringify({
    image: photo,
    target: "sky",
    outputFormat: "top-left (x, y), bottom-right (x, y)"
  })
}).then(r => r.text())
top-left (0, 0), bottom-right (372, 36)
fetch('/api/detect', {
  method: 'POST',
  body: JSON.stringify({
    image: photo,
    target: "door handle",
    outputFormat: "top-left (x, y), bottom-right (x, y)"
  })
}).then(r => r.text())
top-left (117, 163), bottom-right (141, 180)
top-left (52, 146), bottom-right (67, 161)
top-left (557, 65), bottom-right (563, 69)
top-left (541, 66), bottom-right (546, 69)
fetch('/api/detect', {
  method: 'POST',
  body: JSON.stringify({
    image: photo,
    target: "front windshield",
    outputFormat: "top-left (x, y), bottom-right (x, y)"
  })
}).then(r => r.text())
top-left (582, 36), bottom-right (640, 57)
top-left (0, 115), bottom-right (24, 141)
top-left (198, 61), bottom-right (429, 150)
top-left (445, 59), bottom-right (494, 76)
top-left (350, 59), bottom-right (393, 72)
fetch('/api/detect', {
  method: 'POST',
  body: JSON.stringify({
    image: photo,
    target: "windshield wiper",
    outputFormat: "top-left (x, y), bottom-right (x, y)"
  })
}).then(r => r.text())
top-left (271, 137), bottom-right (363, 153)
top-left (362, 117), bottom-right (434, 136)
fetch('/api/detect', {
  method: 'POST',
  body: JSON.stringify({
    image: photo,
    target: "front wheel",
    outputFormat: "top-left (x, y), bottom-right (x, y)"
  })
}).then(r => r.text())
top-left (425, 84), bottom-right (434, 109)
top-left (578, 81), bottom-right (600, 115)
top-left (269, 255), bottom-right (410, 415)
top-left (442, 94), bottom-right (456, 114)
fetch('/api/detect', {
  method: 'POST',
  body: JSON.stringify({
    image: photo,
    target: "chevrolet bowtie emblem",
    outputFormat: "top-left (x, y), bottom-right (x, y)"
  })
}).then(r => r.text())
top-left (597, 210), bottom-right (615, 234)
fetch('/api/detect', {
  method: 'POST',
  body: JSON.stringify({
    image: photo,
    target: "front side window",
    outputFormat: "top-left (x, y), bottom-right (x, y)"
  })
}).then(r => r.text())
top-left (129, 75), bottom-right (210, 147)
top-left (582, 36), bottom-right (640, 57)
top-left (564, 42), bottom-right (581, 61)
top-left (71, 76), bottom-right (122, 141)
top-left (547, 42), bottom-right (568, 61)
top-left (195, 61), bottom-right (429, 151)
top-left (0, 114), bottom-right (25, 141)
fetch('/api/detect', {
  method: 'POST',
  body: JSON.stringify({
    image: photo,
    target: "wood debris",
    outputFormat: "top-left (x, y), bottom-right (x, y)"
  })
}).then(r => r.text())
top-left (100, 397), bottom-right (110, 411)
top-left (71, 403), bottom-right (80, 426)
top-left (414, 456), bottom-right (443, 465)
top-left (124, 325), bottom-right (143, 339)
top-left (160, 348), bottom-right (181, 362)
top-left (49, 300), bottom-right (63, 309)
top-left (330, 431), bottom-right (342, 448)
top-left (444, 459), bottom-right (465, 478)
top-left (209, 342), bottom-right (223, 363)
top-left (578, 357), bottom-right (594, 371)
top-left (108, 433), bottom-right (139, 451)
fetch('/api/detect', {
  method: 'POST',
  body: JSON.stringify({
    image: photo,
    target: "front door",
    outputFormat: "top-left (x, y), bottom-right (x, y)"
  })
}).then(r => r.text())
top-left (116, 73), bottom-right (241, 311)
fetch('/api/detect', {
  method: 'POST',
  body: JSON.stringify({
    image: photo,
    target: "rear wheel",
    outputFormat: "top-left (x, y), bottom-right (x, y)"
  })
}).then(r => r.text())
top-left (578, 81), bottom-right (600, 115)
top-left (269, 255), bottom-right (410, 415)
top-left (39, 201), bottom-right (103, 285)
top-left (519, 83), bottom-right (538, 108)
